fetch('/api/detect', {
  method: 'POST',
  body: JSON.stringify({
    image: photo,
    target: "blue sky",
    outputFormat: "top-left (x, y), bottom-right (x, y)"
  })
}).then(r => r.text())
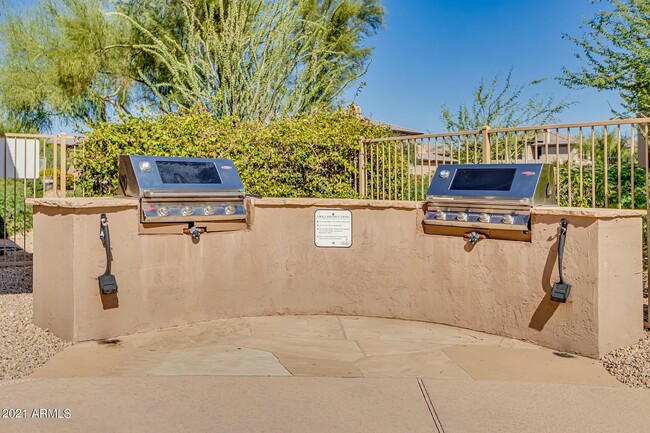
top-left (4, 0), bottom-right (624, 134)
top-left (343, 0), bottom-right (623, 133)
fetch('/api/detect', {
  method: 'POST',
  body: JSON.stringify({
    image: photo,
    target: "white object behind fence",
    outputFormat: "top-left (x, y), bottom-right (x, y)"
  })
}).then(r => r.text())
top-left (0, 138), bottom-right (41, 179)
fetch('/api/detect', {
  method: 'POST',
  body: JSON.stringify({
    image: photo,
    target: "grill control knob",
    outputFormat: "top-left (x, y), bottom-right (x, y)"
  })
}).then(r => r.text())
top-left (204, 206), bottom-right (215, 216)
top-left (479, 213), bottom-right (490, 223)
top-left (225, 205), bottom-right (236, 215)
top-left (439, 170), bottom-right (450, 179)
top-left (138, 161), bottom-right (152, 172)
top-left (502, 215), bottom-right (514, 225)
top-left (182, 206), bottom-right (193, 216)
top-left (436, 211), bottom-right (446, 220)
top-left (157, 207), bottom-right (169, 217)
top-left (456, 212), bottom-right (468, 222)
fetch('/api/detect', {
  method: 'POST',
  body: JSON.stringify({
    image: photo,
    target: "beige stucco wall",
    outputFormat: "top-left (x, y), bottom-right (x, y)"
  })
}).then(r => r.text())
top-left (29, 197), bottom-right (645, 358)
top-left (597, 217), bottom-right (644, 354)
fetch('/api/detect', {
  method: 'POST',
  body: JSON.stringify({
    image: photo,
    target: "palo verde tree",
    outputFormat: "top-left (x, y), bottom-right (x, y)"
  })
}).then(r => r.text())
top-left (114, 0), bottom-right (384, 121)
top-left (295, 0), bottom-right (384, 110)
top-left (560, 0), bottom-right (650, 117)
top-left (440, 69), bottom-right (573, 132)
top-left (0, 0), bottom-right (384, 130)
top-left (0, 0), bottom-right (133, 131)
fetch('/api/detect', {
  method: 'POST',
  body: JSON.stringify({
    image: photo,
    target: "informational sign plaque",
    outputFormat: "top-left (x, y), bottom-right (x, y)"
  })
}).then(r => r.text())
top-left (314, 210), bottom-right (352, 248)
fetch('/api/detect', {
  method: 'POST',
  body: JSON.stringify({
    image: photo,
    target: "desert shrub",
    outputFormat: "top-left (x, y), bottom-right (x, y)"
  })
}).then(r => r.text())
top-left (77, 109), bottom-right (390, 197)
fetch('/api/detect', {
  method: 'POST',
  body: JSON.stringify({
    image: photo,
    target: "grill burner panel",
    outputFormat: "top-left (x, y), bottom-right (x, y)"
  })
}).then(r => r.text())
top-left (141, 202), bottom-right (246, 223)
top-left (424, 163), bottom-right (555, 232)
top-left (118, 155), bottom-right (247, 224)
top-left (426, 209), bottom-right (530, 231)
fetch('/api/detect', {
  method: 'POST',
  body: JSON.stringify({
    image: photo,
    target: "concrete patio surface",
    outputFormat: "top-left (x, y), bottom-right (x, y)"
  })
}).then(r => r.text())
top-left (31, 315), bottom-right (622, 385)
top-left (1, 315), bottom-right (649, 432)
top-left (1, 376), bottom-right (650, 433)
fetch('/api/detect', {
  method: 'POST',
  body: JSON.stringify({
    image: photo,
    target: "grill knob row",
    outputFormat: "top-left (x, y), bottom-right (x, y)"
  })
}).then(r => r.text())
top-left (431, 211), bottom-right (516, 225)
top-left (153, 205), bottom-right (239, 217)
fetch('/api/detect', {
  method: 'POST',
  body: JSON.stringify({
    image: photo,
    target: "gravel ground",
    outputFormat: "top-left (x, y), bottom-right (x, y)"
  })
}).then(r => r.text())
top-left (0, 266), bottom-right (69, 380)
top-left (602, 330), bottom-right (650, 388)
top-left (602, 272), bottom-right (650, 389)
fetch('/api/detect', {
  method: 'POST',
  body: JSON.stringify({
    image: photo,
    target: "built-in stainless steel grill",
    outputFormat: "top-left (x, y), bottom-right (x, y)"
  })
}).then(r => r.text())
top-left (423, 163), bottom-right (556, 233)
top-left (118, 155), bottom-right (247, 225)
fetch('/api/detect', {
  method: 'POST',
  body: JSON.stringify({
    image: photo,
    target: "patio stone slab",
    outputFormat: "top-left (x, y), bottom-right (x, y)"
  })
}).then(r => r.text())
top-left (339, 316), bottom-right (488, 345)
top-left (356, 351), bottom-right (472, 379)
top-left (236, 337), bottom-right (364, 362)
top-left (249, 315), bottom-right (345, 339)
top-left (498, 337), bottom-right (546, 350)
top-left (456, 328), bottom-right (506, 345)
top-left (356, 339), bottom-right (449, 356)
top-left (276, 355), bottom-right (362, 377)
top-left (122, 317), bottom-right (252, 349)
top-left (144, 345), bottom-right (290, 376)
top-left (442, 345), bottom-right (623, 386)
top-left (30, 343), bottom-right (131, 378)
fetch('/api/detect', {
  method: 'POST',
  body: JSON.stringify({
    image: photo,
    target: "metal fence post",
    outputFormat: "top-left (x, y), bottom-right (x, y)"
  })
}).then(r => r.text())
top-left (52, 136), bottom-right (58, 195)
top-left (358, 137), bottom-right (367, 198)
top-left (481, 125), bottom-right (491, 164)
top-left (59, 132), bottom-right (66, 196)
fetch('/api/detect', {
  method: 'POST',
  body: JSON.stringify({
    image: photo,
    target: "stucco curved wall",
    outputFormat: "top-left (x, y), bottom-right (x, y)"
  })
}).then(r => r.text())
top-left (30, 198), bottom-right (644, 358)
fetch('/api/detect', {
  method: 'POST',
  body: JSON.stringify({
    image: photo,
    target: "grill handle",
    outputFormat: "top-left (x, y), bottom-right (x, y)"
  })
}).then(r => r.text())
top-left (98, 214), bottom-right (118, 295)
top-left (427, 199), bottom-right (532, 210)
top-left (143, 190), bottom-right (245, 199)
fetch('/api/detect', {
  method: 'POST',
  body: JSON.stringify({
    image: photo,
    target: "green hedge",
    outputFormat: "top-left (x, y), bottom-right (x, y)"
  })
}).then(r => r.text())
top-left (78, 110), bottom-right (390, 198)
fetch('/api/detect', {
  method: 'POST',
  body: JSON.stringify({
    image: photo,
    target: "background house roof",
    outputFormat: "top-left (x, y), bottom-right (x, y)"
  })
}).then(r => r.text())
top-left (366, 119), bottom-right (424, 136)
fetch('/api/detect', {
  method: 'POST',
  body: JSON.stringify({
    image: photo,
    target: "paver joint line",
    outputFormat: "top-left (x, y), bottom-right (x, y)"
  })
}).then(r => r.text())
top-left (337, 316), bottom-right (349, 340)
top-left (272, 352), bottom-right (292, 376)
top-left (353, 340), bottom-right (367, 357)
top-left (417, 378), bottom-right (445, 433)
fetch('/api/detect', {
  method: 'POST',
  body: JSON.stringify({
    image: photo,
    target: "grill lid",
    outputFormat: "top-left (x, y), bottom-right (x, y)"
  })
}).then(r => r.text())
top-left (426, 163), bottom-right (555, 207)
top-left (118, 155), bottom-right (245, 199)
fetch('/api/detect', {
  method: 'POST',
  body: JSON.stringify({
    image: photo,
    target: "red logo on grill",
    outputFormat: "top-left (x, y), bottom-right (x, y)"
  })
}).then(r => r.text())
top-left (221, 165), bottom-right (232, 170)
top-left (521, 171), bottom-right (535, 176)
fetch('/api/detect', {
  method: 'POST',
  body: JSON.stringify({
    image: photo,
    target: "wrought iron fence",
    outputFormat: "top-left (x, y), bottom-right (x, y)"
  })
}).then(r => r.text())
top-left (360, 119), bottom-right (650, 208)
top-left (0, 132), bottom-right (83, 267)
